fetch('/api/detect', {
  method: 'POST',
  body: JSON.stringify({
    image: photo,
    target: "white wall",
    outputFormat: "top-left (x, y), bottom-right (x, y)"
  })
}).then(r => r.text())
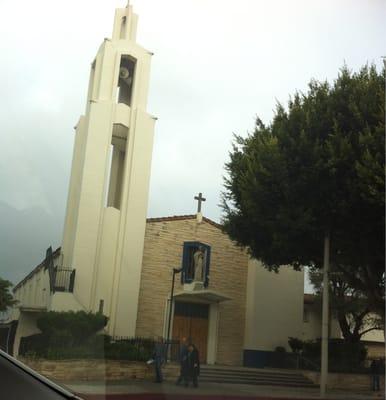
top-left (245, 259), bottom-right (304, 351)
top-left (12, 257), bottom-right (55, 313)
top-left (362, 328), bottom-right (384, 342)
top-left (302, 302), bottom-right (340, 341)
top-left (13, 312), bottom-right (41, 357)
top-left (303, 303), bottom-right (384, 344)
top-left (49, 292), bottom-right (85, 312)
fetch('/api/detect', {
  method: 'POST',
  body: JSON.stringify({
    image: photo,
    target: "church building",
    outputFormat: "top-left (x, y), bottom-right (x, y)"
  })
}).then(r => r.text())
top-left (8, 4), bottom-right (253, 366)
top-left (6, 4), bottom-right (383, 367)
top-left (137, 214), bottom-right (248, 365)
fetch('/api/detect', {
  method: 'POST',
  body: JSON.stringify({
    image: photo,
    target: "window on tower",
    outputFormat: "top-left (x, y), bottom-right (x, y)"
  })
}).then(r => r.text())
top-left (105, 124), bottom-right (128, 209)
top-left (119, 16), bottom-right (127, 39)
top-left (117, 55), bottom-right (136, 106)
top-left (86, 59), bottom-right (96, 103)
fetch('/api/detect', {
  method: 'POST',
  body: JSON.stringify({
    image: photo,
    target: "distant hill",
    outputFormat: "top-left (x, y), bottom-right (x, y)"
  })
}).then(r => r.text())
top-left (0, 201), bottom-right (62, 286)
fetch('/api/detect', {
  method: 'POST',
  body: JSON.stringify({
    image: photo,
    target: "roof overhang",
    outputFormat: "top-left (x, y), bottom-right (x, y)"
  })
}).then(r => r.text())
top-left (19, 306), bottom-right (47, 313)
top-left (174, 289), bottom-right (231, 304)
top-left (304, 294), bottom-right (316, 304)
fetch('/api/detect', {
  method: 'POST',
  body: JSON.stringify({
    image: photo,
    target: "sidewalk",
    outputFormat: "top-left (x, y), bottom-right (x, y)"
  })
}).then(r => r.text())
top-left (62, 380), bottom-right (385, 400)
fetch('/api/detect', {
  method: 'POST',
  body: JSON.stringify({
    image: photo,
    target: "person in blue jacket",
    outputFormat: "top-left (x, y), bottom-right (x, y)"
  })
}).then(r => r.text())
top-left (176, 336), bottom-right (188, 386)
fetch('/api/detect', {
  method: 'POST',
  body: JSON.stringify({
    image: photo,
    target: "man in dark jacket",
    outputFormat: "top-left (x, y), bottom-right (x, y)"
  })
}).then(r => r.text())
top-left (185, 343), bottom-right (200, 388)
top-left (176, 337), bottom-right (188, 386)
top-left (370, 359), bottom-right (381, 391)
top-left (153, 337), bottom-right (166, 383)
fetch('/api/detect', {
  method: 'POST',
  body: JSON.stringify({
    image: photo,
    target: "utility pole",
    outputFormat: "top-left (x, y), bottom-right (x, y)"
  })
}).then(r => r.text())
top-left (320, 232), bottom-right (330, 397)
top-left (166, 268), bottom-right (182, 346)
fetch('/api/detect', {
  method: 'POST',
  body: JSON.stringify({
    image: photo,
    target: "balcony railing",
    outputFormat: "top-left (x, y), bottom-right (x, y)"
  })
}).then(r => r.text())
top-left (53, 268), bottom-right (75, 293)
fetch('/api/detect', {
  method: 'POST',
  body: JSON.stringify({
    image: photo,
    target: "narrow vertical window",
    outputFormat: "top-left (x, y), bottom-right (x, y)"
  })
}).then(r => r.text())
top-left (119, 16), bottom-right (127, 39)
top-left (99, 299), bottom-right (104, 314)
top-left (105, 124), bottom-right (128, 209)
top-left (87, 59), bottom-right (97, 102)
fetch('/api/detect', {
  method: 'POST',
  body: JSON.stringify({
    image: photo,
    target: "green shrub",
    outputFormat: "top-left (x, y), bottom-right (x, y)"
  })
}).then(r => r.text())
top-left (288, 337), bottom-right (303, 353)
top-left (275, 346), bottom-right (286, 353)
top-left (302, 339), bottom-right (320, 361)
top-left (20, 332), bottom-right (156, 361)
top-left (270, 346), bottom-right (287, 368)
top-left (104, 338), bottom-right (154, 361)
top-left (36, 311), bottom-right (108, 345)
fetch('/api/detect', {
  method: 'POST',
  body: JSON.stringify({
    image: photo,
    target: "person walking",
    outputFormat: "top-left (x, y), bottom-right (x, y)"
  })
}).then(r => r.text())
top-left (185, 343), bottom-right (200, 388)
top-left (370, 358), bottom-right (381, 391)
top-left (152, 337), bottom-right (166, 383)
top-left (176, 336), bottom-right (188, 386)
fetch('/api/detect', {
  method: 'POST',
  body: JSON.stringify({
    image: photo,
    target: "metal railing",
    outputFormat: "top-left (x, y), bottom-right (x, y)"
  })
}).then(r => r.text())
top-left (19, 335), bottom-right (181, 362)
top-left (53, 268), bottom-right (75, 293)
top-left (109, 336), bottom-right (180, 362)
top-left (297, 354), bottom-right (321, 371)
top-left (265, 352), bottom-right (320, 371)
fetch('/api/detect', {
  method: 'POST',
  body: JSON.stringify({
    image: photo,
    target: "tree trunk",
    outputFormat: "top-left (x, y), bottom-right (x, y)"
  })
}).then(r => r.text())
top-left (337, 313), bottom-right (354, 342)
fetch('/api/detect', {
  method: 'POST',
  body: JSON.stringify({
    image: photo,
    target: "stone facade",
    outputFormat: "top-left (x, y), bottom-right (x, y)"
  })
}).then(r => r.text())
top-left (20, 358), bottom-right (179, 382)
top-left (135, 215), bottom-right (249, 366)
top-left (365, 341), bottom-right (385, 360)
top-left (304, 370), bottom-right (385, 391)
top-left (20, 357), bottom-right (383, 391)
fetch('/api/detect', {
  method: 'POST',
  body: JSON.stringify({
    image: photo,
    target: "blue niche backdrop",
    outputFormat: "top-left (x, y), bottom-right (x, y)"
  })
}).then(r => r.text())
top-left (181, 242), bottom-right (211, 287)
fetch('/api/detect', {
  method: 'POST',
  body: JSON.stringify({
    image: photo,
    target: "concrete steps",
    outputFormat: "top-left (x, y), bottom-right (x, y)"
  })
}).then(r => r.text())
top-left (199, 365), bottom-right (318, 388)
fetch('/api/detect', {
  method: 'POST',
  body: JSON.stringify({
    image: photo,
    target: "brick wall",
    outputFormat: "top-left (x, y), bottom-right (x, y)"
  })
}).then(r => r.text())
top-left (135, 217), bottom-right (249, 366)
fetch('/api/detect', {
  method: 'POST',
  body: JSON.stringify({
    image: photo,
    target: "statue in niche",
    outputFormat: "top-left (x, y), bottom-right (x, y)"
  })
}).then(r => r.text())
top-left (182, 242), bottom-right (210, 286)
top-left (193, 245), bottom-right (206, 282)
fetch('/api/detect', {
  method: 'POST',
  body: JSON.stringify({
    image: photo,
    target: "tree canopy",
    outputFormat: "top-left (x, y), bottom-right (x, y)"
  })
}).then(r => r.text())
top-left (0, 277), bottom-right (17, 312)
top-left (222, 64), bottom-right (384, 318)
top-left (309, 265), bottom-right (383, 343)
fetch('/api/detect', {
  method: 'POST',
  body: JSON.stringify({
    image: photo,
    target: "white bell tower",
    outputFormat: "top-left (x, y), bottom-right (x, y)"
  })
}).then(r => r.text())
top-left (61, 4), bottom-right (156, 336)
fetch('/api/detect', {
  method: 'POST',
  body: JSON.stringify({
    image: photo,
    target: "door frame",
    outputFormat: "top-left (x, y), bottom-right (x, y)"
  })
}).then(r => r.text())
top-left (163, 298), bottom-right (219, 365)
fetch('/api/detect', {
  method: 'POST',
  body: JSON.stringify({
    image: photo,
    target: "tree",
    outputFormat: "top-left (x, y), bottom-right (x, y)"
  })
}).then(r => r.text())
top-left (0, 277), bottom-right (17, 312)
top-left (309, 266), bottom-right (383, 343)
top-left (222, 64), bottom-right (384, 319)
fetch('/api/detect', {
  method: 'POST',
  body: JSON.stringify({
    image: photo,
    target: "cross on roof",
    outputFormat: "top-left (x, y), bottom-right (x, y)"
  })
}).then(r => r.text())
top-left (194, 192), bottom-right (206, 213)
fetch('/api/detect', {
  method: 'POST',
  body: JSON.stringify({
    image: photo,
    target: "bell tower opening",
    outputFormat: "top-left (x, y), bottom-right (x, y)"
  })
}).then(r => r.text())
top-left (117, 55), bottom-right (136, 106)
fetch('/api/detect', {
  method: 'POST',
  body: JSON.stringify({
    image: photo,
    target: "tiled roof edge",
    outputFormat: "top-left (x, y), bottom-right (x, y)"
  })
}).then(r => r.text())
top-left (146, 215), bottom-right (222, 230)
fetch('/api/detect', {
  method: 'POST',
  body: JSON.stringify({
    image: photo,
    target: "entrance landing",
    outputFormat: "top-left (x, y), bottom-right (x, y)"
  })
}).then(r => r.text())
top-left (68, 381), bottom-right (381, 400)
top-left (200, 365), bottom-right (317, 389)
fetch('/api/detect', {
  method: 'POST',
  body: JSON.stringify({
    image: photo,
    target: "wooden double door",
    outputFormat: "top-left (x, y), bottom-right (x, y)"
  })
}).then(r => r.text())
top-left (172, 301), bottom-right (209, 363)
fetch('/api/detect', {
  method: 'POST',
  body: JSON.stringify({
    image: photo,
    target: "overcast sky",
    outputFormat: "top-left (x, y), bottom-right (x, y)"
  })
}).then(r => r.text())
top-left (0, 0), bottom-right (385, 285)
